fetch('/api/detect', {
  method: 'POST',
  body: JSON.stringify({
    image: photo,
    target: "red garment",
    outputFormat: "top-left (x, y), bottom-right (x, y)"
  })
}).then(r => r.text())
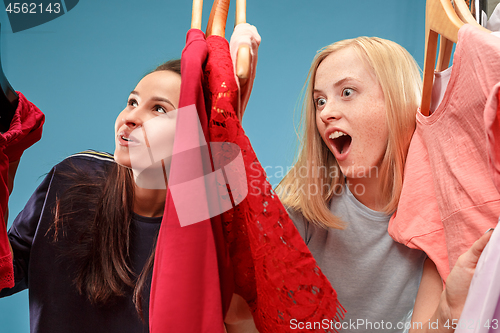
top-left (149, 29), bottom-right (227, 333)
top-left (0, 92), bottom-right (44, 290)
top-left (205, 35), bottom-right (345, 332)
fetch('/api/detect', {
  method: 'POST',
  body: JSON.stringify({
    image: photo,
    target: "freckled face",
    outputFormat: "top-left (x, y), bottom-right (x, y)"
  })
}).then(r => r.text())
top-left (114, 70), bottom-right (181, 169)
top-left (314, 47), bottom-right (388, 181)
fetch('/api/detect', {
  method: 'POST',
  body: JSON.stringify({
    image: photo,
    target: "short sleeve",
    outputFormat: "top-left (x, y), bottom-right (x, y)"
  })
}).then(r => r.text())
top-left (388, 124), bottom-right (451, 280)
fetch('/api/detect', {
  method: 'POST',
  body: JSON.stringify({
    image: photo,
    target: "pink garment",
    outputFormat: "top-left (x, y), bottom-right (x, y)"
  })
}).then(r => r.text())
top-left (229, 23), bottom-right (261, 120)
top-left (486, 85), bottom-right (500, 192)
top-left (389, 24), bottom-right (500, 281)
top-left (454, 84), bottom-right (500, 333)
top-left (455, 222), bottom-right (500, 333)
top-left (430, 34), bottom-right (500, 115)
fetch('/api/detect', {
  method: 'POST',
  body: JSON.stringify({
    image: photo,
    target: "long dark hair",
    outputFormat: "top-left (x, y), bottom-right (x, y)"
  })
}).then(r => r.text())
top-left (51, 59), bottom-right (181, 319)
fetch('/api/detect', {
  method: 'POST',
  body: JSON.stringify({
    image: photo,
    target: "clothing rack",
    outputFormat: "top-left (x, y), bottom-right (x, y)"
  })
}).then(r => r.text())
top-left (437, 0), bottom-right (490, 71)
top-left (421, 0), bottom-right (491, 116)
top-left (191, 0), bottom-right (250, 77)
top-left (422, 0), bottom-right (468, 116)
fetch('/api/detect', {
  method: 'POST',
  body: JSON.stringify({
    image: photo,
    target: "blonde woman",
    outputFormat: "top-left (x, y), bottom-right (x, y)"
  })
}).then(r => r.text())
top-left (277, 37), bottom-right (491, 332)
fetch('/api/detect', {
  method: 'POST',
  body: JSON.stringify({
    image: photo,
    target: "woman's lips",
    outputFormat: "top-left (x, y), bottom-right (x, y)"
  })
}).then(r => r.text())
top-left (117, 131), bottom-right (141, 147)
top-left (327, 130), bottom-right (352, 161)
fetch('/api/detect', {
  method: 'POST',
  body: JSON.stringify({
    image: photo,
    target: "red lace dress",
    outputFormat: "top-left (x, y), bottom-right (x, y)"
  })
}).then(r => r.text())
top-left (205, 35), bottom-right (345, 332)
top-left (0, 92), bottom-right (44, 290)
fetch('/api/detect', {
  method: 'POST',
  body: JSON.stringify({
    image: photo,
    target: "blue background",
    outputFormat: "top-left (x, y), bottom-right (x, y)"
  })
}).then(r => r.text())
top-left (0, 0), bottom-right (425, 331)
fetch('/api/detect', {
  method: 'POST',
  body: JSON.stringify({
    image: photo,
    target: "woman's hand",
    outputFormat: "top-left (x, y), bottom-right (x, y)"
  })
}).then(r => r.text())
top-left (441, 229), bottom-right (494, 322)
top-left (224, 293), bottom-right (259, 333)
top-left (228, 23), bottom-right (261, 122)
top-left (410, 229), bottom-right (493, 332)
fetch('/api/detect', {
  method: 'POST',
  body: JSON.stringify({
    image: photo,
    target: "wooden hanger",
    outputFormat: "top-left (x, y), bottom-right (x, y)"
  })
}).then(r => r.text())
top-left (421, 0), bottom-right (464, 116)
top-left (191, 0), bottom-right (203, 30)
top-left (206, 0), bottom-right (230, 38)
top-left (235, 0), bottom-right (250, 79)
top-left (0, 22), bottom-right (19, 133)
top-left (436, 0), bottom-right (490, 72)
top-left (436, 35), bottom-right (454, 72)
top-left (192, 0), bottom-right (251, 79)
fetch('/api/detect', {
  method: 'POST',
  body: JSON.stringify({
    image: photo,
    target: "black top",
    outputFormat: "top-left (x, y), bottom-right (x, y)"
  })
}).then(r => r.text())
top-left (0, 150), bottom-right (161, 333)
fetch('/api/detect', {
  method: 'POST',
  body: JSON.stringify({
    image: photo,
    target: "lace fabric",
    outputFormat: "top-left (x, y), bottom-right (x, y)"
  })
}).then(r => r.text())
top-left (0, 252), bottom-right (13, 290)
top-left (0, 92), bottom-right (44, 291)
top-left (206, 35), bottom-right (345, 332)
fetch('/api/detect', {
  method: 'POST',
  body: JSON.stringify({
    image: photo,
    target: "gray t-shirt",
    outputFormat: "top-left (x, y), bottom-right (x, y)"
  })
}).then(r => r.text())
top-left (288, 186), bottom-right (426, 333)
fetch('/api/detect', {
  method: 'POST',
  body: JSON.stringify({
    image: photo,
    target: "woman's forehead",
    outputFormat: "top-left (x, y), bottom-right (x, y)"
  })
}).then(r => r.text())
top-left (135, 71), bottom-right (181, 93)
top-left (315, 48), bottom-right (376, 88)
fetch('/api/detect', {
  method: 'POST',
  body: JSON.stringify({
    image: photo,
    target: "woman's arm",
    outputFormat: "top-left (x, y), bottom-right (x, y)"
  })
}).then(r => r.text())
top-left (410, 258), bottom-right (443, 331)
top-left (409, 230), bottom-right (493, 332)
top-left (0, 165), bottom-right (55, 295)
top-left (224, 293), bottom-right (259, 333)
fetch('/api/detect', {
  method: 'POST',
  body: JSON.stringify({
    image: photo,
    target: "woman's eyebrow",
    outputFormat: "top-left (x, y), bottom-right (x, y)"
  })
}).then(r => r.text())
top-left (151, 97), bottom-right (176, 109)
top-left (313, 77), bottom-right (360, 94)
top-left (333, 77), bottom-right (358, 88)
top-left (129, 91), bottom-right (176, 109)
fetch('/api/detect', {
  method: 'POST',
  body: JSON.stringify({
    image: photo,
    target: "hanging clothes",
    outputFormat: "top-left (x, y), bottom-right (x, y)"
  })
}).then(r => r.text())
top-left (205, 34), bottom-right (345, 332)
top-left (149, 29), bottom-right (227, 333)
top-left (487, 3), bottom-right (500, 31)
top-left (0, 92), bottom-right (44, 290)
top-left (389, 24), bottom-right (500, 281)
top-left (455, 83), bottom-right (500, 333)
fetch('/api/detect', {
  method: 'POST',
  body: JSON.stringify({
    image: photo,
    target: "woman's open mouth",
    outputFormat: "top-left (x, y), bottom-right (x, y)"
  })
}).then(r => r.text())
top-left (117, 132), bottom-right (141, 147)
top-left (328, 130), bottom-right (352, 160)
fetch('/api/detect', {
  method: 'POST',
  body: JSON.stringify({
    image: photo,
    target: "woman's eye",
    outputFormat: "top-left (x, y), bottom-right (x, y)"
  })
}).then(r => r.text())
top-left (315, 98), bottom-right (327, 109)
top-left (128, 99), bottom-right (138, 107)
top-left (342, 88), bottom-right (354, 97)
top-left (154, 105), bottom-right (167, 114)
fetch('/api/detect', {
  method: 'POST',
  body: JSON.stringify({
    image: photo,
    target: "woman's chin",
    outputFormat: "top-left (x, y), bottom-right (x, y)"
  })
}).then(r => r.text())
top-left (132, 164), bottom-right (168, 190)
top-left (113, 151), bottom-right (132, 169)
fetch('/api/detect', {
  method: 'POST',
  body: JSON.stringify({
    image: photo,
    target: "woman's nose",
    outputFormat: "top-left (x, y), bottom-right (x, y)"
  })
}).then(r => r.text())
top-left (123, 108), bottom-right (144, 128)
top-left (319, 102), bottom-right (341, 123)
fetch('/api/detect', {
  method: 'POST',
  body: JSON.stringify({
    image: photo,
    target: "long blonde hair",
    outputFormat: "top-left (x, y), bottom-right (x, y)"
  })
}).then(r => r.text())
top-left (276, 37), bottom-right (422, 229)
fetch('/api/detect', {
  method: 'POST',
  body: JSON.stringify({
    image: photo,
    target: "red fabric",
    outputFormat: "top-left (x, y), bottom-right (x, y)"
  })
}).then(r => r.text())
top-left (149, 29), bottom-right (226, 333)
top-left (0, 92), bottom-right (44, 290)
top-left (0, 148), bottom-right (11, 290)
top-left (205, 35), bottom-right (345, 332)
